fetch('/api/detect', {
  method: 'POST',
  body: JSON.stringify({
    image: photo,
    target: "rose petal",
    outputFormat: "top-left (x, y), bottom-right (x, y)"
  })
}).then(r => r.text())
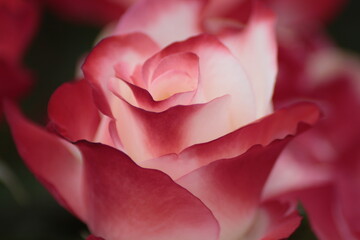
top-left (111, 94), bottom-right (232, 162)
top-left (176, 138), bottom-right (292, 239)
top-left (141, 102), bottom-right (320, 179)
top-left (114, 0), bottom-right (205, 47)
top-left (82, 33), bottom-right (159, 116)
top-left (220, 1), bottom-right (277, 117)
top-left (145, 52), bottom-right (199, 101)
top-left (48, 79), bottom-right (101, 142)
top-left (149, 70), bottom-right (196, 101)
top-left (146, 34), bottom-right (257, 129)
top-left (77, 141), bottom-right (220, 240)
top-left (107, 76), bottom-right (189, 112)
top-left (4, 101), bottom-right (86, 221)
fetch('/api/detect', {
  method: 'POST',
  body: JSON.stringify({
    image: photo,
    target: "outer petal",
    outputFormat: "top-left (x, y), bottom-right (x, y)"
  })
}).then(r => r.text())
top-left (220, 1), bottom-right (277, 117)
top-left (176, 140), bottom-right (289, 239)
top-left (77, 142), bottom-right (220, 240)
top-left (114, 0), bottom-right (205, 47)
top-left (4, 101), bottom-right (86, 221)
top-left (48, 79), bottom-right (101, 142)
top-left (82, 33), bottom-right (159, 116)
top-left (141, 102), bottom-right (320, 179)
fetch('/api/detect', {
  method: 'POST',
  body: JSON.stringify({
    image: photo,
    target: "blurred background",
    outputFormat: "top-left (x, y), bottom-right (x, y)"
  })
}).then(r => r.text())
top-left (0, 0), bottom-right (359, 239)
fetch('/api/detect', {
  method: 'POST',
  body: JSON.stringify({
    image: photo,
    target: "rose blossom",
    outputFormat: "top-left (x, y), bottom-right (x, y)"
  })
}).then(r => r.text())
top-left (6, 0), bottom-right (320, 239)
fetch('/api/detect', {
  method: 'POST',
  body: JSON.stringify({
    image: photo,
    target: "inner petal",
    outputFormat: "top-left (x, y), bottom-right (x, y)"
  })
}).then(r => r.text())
top-left (147, 52), bottom-right (199, 101)
top-left (149, 70), bottom-right (196, 101)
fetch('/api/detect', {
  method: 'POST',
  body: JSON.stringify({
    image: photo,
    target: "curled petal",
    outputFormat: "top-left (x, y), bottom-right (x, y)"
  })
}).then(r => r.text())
top-left (82, 33), bottom-right (159, 116)
top-left (144, 52), bottom-right (199, 101)
top-left (48, 80), bottom-right (101, 142)
top-left (108, 76), bottom-right (195, 112)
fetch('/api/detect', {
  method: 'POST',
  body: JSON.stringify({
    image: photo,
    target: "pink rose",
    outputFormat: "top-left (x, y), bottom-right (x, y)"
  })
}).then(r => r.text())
top-left (6, 0), bottom-right (320, 239)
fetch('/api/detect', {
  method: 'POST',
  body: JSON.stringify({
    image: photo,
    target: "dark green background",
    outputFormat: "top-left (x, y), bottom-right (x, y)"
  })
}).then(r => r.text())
top-left (1, 1), bottom-right (359, 239)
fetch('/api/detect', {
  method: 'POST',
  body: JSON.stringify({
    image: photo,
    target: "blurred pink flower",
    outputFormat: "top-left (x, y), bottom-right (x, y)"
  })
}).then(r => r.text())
top-left (251, 0), bottom-right (360, 239)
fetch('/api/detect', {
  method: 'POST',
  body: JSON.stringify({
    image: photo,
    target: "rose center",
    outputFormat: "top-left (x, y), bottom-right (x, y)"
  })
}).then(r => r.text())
top-left (147, 52), bottom-right (199, 101)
